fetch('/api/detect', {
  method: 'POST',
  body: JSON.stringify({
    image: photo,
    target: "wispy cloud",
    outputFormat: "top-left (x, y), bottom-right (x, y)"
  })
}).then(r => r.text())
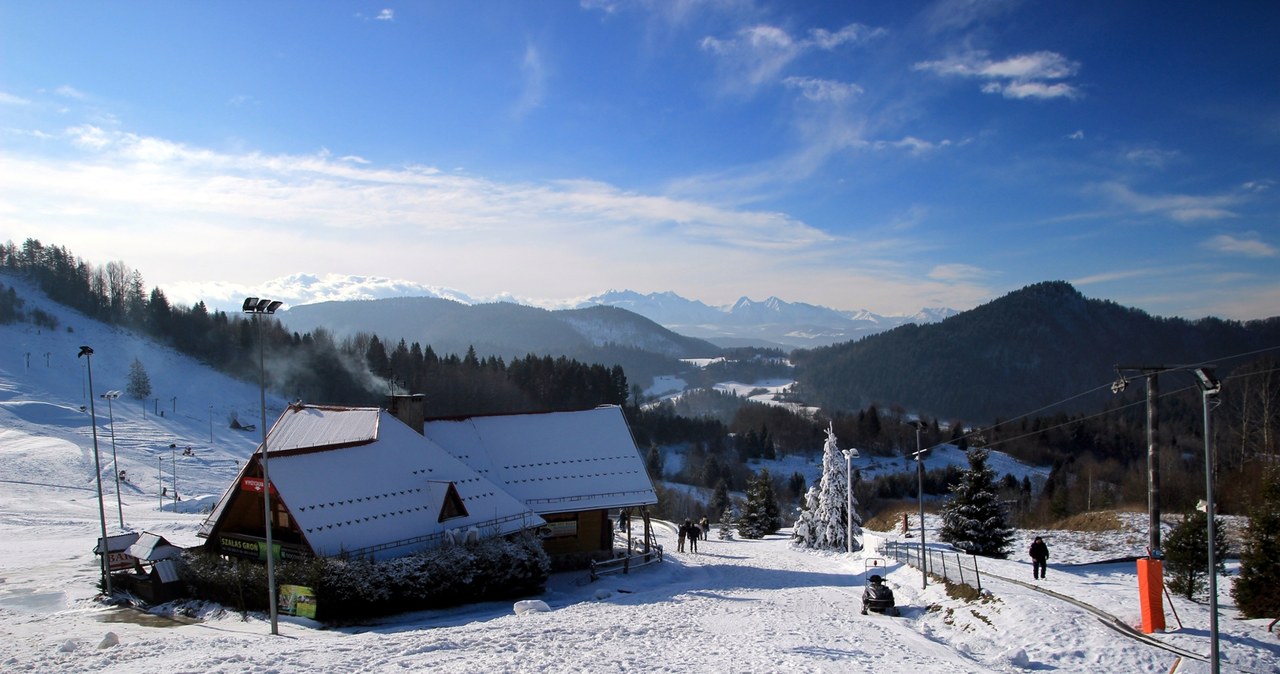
top-left (928, 263), bottom-right (990, 283)
top-left (914, 50), bottom-right (1081, 100)
top-left (0, 91), bottom-right (31, 106)
top-left (782, 77), bottom-right (862, 102)
top-left (54, 85), bottom-right (87, 99)
top-left (1092, 181), bottom-right (1241, 222)
top-left (1203, 233), bottom-right (1276, 258)
top-left (511, 42), bottom-right (548, 120)
top-left (700, 22), bottom-right (884, 95)
top-left (0, 124), bottom-right (867, 306)
top-left (376, 8), bottom-right (394, 21)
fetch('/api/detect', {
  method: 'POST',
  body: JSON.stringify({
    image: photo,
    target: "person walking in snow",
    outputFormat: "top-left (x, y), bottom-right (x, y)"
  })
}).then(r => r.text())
top-left (688, 522), bottom-right (700, 553)
top-left (1029, 536), bottom-right (1049, 580)
top-left (700, 516), bottom-right (710, 540)
top-left (678, 519), bottom-right (689, 552)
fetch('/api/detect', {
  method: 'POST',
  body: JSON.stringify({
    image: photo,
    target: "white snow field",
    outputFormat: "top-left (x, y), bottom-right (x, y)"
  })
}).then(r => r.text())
top-left (1, 278), bottom-right (1278, 673)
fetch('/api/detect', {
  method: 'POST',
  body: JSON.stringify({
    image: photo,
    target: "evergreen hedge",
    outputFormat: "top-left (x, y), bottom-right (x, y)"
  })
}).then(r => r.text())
top-left (180, 533), bottom-right (551, 621)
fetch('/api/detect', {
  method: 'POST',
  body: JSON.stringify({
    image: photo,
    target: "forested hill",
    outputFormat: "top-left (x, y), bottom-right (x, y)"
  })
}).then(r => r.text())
top-left (793, 281), bottom-right (1280, 423)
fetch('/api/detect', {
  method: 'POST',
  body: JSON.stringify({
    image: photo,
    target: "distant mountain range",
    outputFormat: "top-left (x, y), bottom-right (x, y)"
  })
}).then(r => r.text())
top-left (577, 289), bottom-right (956, 348)
top-left (250, 273), bottom-right (955, 348)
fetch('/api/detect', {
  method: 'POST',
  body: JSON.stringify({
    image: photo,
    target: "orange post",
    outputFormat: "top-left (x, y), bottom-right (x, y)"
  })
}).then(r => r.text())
top-left (1137, 558), bottom-right (1166, 633)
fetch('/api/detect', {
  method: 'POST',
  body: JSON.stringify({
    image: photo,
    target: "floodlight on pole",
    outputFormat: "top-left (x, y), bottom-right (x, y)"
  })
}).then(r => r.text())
top-left (78, 346), bottom-right (112, 599)
top-left (1193, 366), bottom-right (1222, 674)
top-left (243, 296), bottom-right (281, 636)
top-left (841, 442), bottom-right (859, 554)
top-left (101, 390), bottom-right (124, 530)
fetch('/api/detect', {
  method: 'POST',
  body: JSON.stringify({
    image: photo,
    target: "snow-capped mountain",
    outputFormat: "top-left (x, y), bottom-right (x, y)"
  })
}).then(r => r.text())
top-left (578, 290), bottom-right (957, 348)
top-left (186, 275), bottom-right (955, 350)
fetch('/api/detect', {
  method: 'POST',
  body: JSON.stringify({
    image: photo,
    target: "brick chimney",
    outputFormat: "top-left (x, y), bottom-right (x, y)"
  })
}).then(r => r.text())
top-left (387, 394), bottom-right (425, 435)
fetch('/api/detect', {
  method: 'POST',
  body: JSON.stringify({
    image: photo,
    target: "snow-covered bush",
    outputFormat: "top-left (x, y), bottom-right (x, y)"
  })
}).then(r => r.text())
top-left (179, 532), bottom-right (551, 621)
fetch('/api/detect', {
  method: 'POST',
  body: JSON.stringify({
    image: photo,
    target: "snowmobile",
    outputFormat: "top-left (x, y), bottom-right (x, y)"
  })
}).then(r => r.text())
top-left (861, 573), bottom-right (899, 616)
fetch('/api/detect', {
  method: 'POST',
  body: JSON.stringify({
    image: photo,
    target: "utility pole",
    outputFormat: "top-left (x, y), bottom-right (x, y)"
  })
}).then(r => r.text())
top-left (1114, 365), bottom-right (1167, 556)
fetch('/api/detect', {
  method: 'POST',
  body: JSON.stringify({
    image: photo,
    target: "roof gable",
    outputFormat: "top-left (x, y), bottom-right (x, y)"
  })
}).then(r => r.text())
top-left (200, 407), bottom-right (543, 560)
top-left (423, 406), bottom-right (657, 513)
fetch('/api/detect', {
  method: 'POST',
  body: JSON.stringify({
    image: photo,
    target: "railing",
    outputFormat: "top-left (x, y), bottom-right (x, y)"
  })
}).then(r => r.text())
top-left (883, 540), bottom-right (983, 593)
top-left (590, 541), bottom-right (663, 581)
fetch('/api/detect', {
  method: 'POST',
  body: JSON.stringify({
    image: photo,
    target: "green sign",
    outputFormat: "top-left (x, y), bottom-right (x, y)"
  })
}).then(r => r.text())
top-left (279, 584), bottom-right (317, 619)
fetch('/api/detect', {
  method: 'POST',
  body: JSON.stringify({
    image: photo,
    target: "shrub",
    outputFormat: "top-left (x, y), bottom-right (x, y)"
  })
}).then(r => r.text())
top-left (179, 533), bottom-right (551, 621)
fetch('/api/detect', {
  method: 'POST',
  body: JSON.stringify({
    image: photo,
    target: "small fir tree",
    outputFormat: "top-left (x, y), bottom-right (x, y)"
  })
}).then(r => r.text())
top-left (126, 357), bottom-right (152, 400)
top-left (1165, 510), bottom-right (1229, 600)
top-left (938, 448), bottom-right (1015, 558)
top-left (718, 506), bottom-right (736, 540)
top-left (1232, 469), bottom-right (1280, 617)
top-left (738, 469), bottom-right (781, 539)
top-left (793, 424), bottom-right (862, 550)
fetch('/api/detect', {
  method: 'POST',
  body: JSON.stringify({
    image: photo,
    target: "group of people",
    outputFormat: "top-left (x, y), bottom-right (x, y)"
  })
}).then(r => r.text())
top-left (677, 517), bottom-right (709, 553)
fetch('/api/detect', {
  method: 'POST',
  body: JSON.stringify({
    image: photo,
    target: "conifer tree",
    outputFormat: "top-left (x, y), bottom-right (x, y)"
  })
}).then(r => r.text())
top-left (793, 424), bottom-right (861, 550)
top-left (710, 480), bottom-right (731, 518)
top-left (718, 506), bottom-right (735, 540)
top-left (1231, 470), bottom-right (1280, 617)
top-left (126, 357), bottom-right (152, 400)
top-left (938, 448), bottom-right (1014, 558)
top-left (738, 469), bottom-right (781, 539)
top-left (1164, 510), bottom-right (1229, 600)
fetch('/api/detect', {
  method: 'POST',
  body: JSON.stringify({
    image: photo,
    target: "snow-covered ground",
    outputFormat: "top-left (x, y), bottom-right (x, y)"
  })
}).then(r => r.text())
top-left (2, 278), bottom-right (1279, 672)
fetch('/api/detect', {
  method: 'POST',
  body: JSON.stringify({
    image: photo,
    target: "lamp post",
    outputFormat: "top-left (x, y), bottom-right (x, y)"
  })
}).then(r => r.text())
top-left (244, 296), bottom-right (282, 636)
top-left (101, 390), bottom-right (124, 530)
top-left (841, 445), bottom-right (859, 554)
top-left (1193, 367), bottom-right (1222, 674)
top-left (912, 422), bottom-right (928, 590)
top-left (209, 405), bottom-right (214, 443)
top-left (78, 346), bottom-right (112, 598)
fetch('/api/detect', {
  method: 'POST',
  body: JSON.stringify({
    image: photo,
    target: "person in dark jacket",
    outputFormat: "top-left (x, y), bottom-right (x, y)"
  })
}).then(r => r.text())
top-left (1029, 536), bottom-right (1049, 580)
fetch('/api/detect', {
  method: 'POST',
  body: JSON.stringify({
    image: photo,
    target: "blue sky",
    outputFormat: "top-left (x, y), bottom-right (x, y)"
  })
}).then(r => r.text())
top-left (1, 1), bottom-right (1277, 319)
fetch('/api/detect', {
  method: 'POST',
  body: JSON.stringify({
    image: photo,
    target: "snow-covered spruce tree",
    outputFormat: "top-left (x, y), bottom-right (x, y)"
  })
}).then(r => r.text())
top-left (1164, 510), bottom-right (1229, 600)
top-left (793, 424), bottom-right (862, 551)
top-left (1232, 469), bottom-right (1280, 617)
top-left (718, 506), bottom-right (736, 540)
top-left (738, 469), bottom-right (782, 539)
top-left (938, 448), bottom-right (1015, 558)
top-left (126, 357), bottom-right (152, 400)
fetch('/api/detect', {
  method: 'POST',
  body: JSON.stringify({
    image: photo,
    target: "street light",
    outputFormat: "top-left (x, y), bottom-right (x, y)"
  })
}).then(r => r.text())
top-left (841, 444), bottom-right (860, 554)
top-left (911, 421), bottom-right (929, 590)
top-left (101, 390), bottom-right (124, 530)
top-left (244, 296), bottom-right (282, 636)
top-left (78, 346), bottom-right (112, 598)
top-left (1193, 367), bottom-right (1222, 674)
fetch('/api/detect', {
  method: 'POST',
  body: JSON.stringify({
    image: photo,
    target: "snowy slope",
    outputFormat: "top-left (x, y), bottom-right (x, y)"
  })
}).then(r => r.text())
top-left (0, 278), bottom-right (1277, 673)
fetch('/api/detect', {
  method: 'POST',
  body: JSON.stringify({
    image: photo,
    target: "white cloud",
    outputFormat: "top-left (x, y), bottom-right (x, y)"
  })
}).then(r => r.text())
top-left (511, 42), bottom-right (548, 120)
top-left (927, 263), bottom-right (990, 283)
top-left (1068, 130), bottom-right (1085, 140)
top-left (54, 85), bottom-right (87, 99)
top-left (66, 124), bottom-right (112, 150)
top-left (915, 50), bottom-right (1081, 100)
top-left (376, 9), bottom-right (394, 21)
top-left (701, 22), bottom-right (882, 95)
top-left (1203, 233), bottom-right (1276, 258)
top-left (1092, 181), bottom-right (1240, 222)
top-left (782, 77), bottom-right (862, 102)
top-left (1123, 146), bottom-right (1179, 169)
top-left (0, 92), bottom-right (31, 105)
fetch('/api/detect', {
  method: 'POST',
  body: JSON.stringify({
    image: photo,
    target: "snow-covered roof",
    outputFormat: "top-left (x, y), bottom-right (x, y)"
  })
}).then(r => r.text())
top-left (125, 532), bottom-right (182, 562)
top-left (204, 405), bottom-right (544, 560)
top-left (264, 404), bottom-right (381, 452)
top-left (422, 405), bottom-right (657, 514)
